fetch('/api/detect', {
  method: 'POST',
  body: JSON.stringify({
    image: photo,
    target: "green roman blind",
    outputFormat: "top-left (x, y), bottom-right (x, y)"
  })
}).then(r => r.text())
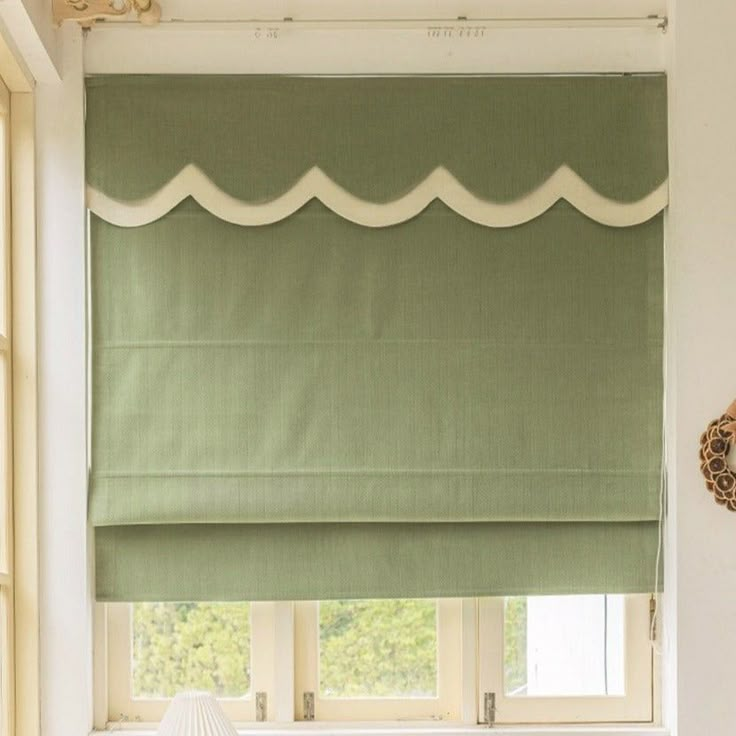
top-left (86, 75), bottom-right (667, 601)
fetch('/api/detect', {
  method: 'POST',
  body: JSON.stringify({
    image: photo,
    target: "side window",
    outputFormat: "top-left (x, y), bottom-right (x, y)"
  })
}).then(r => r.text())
top-left (478, 594), bottom-right (653, 724)
top-left (0, 76), bottom-right (13, 736)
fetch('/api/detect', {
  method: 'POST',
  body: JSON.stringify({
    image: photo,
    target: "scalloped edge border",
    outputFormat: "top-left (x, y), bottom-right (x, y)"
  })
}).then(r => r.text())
top-left (87, 164), bottom-right (669, 228)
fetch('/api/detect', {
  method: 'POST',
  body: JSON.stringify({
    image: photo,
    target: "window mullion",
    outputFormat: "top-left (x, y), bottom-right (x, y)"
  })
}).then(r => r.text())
top-left (271, 601), bottom-right (295, 722)
top-left (93, 603), bottom-right (109, 731)
top-left (293, 601), bottom-right (318, 721)
top-left (477, 598), bottom-right (505, 724)
top-left (249, 601), bottom-right (293, 723)
top-left (459, 598), bottom-right (478, 724)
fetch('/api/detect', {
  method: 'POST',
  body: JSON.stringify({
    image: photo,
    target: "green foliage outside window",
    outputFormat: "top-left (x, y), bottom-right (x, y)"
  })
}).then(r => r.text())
top-left (131, 599), bottom-right (439, 700)
top-left (319, 599), bottom-right (438, 698)
top-left (132, 602), bottom-right (251, 698)
top-left (504, 597), bottom-right (528, 695)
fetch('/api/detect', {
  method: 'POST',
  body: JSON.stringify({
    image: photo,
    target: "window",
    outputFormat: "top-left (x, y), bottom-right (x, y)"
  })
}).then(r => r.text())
top-left (132, 603), bottom-right (252, 698)
top-left (294, 599), bottom-right (462, 721)
top-left (478, 594), bottom-right (653, 724)
top-left (107, 602), bottom-right (275, 723)
top-left (102, 594), bottom-right (654, 726)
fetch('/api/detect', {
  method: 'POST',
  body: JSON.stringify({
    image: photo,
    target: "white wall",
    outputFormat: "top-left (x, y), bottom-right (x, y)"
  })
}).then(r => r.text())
top-left (35, 22), bottom-right (91, 736)
top-left (664, 1), bottom-right (736, 734)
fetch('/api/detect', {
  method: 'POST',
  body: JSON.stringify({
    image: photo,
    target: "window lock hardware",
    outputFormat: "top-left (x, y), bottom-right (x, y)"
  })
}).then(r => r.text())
top-left (108, 713), bottom-right (129, 732)
top-left (303, 691), bottom-right (315, 721)
top-left (256, 691), bottom-right (267, 722)
top-left (483, 692), bottom-right (496, 727)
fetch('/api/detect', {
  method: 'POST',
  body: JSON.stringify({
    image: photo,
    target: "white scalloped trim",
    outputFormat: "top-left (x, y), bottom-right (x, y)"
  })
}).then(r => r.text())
top-left (87, 164), bottom-right (668, 228)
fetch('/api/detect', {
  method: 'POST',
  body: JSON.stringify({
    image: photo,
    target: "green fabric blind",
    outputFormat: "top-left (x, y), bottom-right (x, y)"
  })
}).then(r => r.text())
top-left (87, 75), bottom-right (666, 601)
top-left (86, 75), bottom-right (667, 203)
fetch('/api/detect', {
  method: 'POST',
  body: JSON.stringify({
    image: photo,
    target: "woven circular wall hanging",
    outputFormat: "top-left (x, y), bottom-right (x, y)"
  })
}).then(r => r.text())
top-left (700, 399), bottom-right (736, 510)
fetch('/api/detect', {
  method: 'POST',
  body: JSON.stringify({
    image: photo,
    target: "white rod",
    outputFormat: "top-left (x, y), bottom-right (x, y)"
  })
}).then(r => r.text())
top-left (94, 16), bottom-right (667, 31)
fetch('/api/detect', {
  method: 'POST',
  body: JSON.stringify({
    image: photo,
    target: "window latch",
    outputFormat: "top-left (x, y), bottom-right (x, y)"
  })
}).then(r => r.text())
top-left (256, 691), bottom-right (267, 722)
top-left (483, 692), bottom-right (496, 727)
top-left (303, 691), bottom-right (315, 721)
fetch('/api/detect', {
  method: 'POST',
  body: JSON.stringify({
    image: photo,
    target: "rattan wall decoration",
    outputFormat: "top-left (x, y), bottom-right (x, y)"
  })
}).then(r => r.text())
top-left (700, 399), bottom-right (736, 510)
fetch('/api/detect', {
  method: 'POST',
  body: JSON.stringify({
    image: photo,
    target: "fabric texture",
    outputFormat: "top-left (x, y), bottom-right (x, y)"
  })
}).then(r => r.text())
top-left (96, 522), bottom-right (660, 602)
top-left (91, 199), bottom-right (663, 600)
top-left (87, 75), bottom-right (666, 601)
top-left (85, 75), bottom-right (668, 204)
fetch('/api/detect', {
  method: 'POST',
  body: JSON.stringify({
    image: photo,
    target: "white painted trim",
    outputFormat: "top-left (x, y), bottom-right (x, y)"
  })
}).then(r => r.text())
top-left (459, 599), bottom-right (477, 725)
top-left (273, 602), bottom-right (296, 723)
top-left (93, 603), bottom-right (108, 730)
top-left (0, 73), bottom-right (15, 736)
top-left (83, 25), bottom-right (666, 75)
top-left (87, 164), bottom-right (668, 229)
top-left (0, 25), bottom-right (33, 92)
top-left (36, 23), bottom-right (92, 736)
top-left (11, 88), bottom-right (40, 736)
top-left (0, 0), bottom-right (60, 83)
top-left (91, 726), bottom-right (670, 736)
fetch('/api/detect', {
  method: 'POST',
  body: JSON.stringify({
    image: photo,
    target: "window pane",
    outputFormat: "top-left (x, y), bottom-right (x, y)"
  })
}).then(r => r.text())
top-left (319, 599), bottom-right (437, 698)
top-left (132, 602), bottom-right (251, 698)
top-left (504, 595), bottom-right (625, 697)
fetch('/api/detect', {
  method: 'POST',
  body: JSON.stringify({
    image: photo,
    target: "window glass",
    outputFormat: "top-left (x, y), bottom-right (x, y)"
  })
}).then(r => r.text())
top-left (504, 595), bottom-right (625, 697)
top-left (132, 602), bottom-right (251, 698)
top-left (319, 599), bottom-right (438, 698)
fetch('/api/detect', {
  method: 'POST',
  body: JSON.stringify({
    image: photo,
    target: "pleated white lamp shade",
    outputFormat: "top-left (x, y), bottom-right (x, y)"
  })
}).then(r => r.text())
top-left (157, 692), bottom-right (238, 736)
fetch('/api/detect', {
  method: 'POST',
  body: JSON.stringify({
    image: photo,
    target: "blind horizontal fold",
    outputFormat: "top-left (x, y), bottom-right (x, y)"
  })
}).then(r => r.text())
top-left (95, 522), bottom-right (660, 602)
top-left (91, 201), bottom-right (662, 525)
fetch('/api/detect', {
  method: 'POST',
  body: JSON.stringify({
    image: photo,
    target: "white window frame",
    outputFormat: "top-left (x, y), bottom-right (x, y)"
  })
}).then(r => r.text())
top-left (293, 599), bottom-right (464, 722)
top-left (101, 594), bottom-right (655, 728)
top-left (0, 74), bottom-right (14, 736)
top-left (0, 67), bottom-right (37, 736)
top-left (105, 601), bottom-right (282, 725)
top-left (477, 594), bottom-right (653, 725)
top-left (0, 46), bottom-right (39, 736)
